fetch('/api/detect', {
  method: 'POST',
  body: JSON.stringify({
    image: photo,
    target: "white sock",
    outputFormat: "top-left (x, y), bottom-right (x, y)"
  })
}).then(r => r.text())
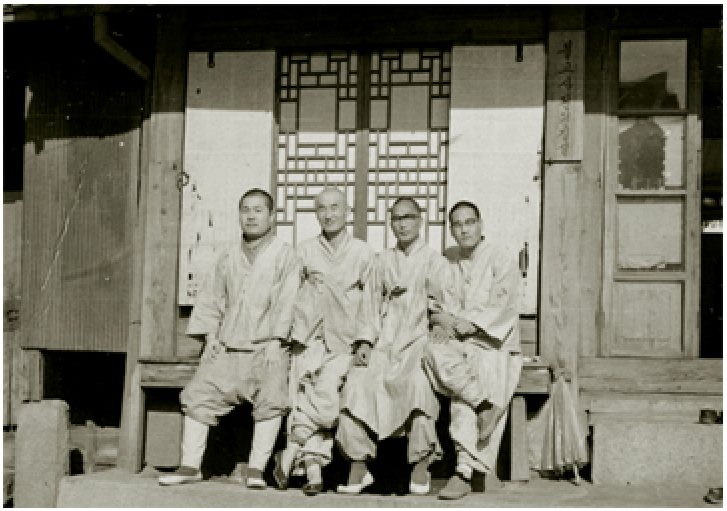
top-left (249, 416), bottom-right (283, 471)
top-left (281, 442), bottom-right (301, 473)
top-left (180, 415), bottom-right (209, 470)
top-left (456, 463), bottom-right (473, 481)
top-left (306, 462), bottom-right (322, 485)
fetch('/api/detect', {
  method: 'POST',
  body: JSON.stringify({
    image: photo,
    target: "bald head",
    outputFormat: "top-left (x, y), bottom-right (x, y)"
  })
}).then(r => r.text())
top-left (315, 187), bottom-right (348, 209)
top-left (315, 187), bottom-right (349, 236)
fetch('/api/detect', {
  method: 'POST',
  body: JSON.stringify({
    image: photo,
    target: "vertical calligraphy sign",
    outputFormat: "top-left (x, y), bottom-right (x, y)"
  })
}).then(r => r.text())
top-left (545, 31), bottom-right (585, 161)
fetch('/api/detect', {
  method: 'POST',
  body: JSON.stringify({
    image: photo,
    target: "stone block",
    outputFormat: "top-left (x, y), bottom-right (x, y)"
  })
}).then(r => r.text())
top-left (15, 400), bottom-right (69, 507)
top-left (592, 418), bottom-right (722, 486)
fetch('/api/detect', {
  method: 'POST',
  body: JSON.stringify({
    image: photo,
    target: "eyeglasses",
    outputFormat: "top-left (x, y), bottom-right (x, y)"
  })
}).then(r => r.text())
top-left (451, 218), bottom-right (479, 229)
top-left (391, 214), bottom-right (420, 223)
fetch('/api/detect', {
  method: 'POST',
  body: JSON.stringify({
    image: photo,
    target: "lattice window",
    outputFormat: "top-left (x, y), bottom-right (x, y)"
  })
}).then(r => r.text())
top-left (367, 48), bottom-right (450, 250)
top-left (277, 50), bottom-right (358, 245)
top-left (276, 48), bottom-right (450, 251)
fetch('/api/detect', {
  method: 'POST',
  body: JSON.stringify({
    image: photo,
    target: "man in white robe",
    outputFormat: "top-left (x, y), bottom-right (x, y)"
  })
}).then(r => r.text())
top-left (272, 188), bottom-right (378, 496)
top-left (423, 200), bottom-right (522, 500)
top-left (158, 189), bottom-right (300, 489)
top-left (336, 197), bottom-right (455, 496)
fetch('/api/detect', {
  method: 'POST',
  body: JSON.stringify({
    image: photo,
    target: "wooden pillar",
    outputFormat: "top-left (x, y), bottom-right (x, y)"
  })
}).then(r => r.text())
top-left (539, 6), bottom-right (586, 380)
top-left (118, 7), bottom-right (188, 472)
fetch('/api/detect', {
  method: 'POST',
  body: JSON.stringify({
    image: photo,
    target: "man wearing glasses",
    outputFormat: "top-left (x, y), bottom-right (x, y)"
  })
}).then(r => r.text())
top-left (336, 197), bottom-right (456, 496)
top-left (423, 200), bottom-right (522, 500)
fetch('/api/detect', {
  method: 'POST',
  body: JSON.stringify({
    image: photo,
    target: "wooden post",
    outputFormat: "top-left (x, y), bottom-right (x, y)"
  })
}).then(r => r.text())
top-left (539, 6), bottom-right (586, 382)
top-left (117, 6), bottom-right (188, 472)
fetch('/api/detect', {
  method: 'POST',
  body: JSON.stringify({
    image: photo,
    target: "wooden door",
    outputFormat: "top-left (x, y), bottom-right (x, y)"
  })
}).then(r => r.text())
top-left (602, 33), bottom-right (701, 357)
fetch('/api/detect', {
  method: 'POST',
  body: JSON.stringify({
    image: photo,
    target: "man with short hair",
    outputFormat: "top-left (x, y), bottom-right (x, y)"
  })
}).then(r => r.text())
top-left (335, 197), bottom-right (455, 496)
top-left (272, 188), bottom-right (378, 496)
top-left (158, 188), bottom-right (300, 489)
top-left (423, 200), bottom-right (522, 500)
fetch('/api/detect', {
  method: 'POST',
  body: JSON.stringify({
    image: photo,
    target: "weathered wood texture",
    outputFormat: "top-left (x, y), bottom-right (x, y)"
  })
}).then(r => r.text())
top-left (179, 51), bottom-right (275, 306)
top-left (539, 11), bottom-right (586, 378)
top-left (578, 13), bottom-right (608, 358)
top-left (139, 9), bottom-right (189, 358)
top-left (118, 8), bottom-right (189, 473)
top-left (20, 23), bottom-right (144, 352)
top-left (449, 44), bottom-right (545, 316)
top-left (4, 202), bottom-right (23, 426)
top-left (579, 358), bottom-right (723, 395)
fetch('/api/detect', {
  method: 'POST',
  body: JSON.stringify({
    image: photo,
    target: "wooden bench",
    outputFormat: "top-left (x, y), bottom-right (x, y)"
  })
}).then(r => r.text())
top-left (137, 357), bottom-right (551, 482)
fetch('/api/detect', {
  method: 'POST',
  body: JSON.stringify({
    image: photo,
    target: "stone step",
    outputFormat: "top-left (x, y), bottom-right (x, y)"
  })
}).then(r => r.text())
top-left (591, 418), bottom-right (723, 486)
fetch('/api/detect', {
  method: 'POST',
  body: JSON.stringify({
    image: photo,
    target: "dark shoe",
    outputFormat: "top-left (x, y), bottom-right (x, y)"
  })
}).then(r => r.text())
top-left (273, 451), bottom-right (289, 490)
top-left (303, 482), bottom-right (324, 496)
top-left (705, 487), bottom-right (723, 504)
top-left (158, 466), bottom-right (202, 486)
top-left (438, 472), bottom-right (472, 500)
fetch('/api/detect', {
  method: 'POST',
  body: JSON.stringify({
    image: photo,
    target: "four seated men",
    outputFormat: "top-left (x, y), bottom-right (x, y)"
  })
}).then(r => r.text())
top-left (160, 188), bottom-right (521, 500)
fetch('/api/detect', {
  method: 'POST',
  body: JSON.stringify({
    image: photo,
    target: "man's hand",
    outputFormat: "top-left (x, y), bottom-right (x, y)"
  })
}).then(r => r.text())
top-left (262, 339), bottom-right (283, 368)
top-left (453, 319), bottom-right (477, 337)
top-left (430, 312), bottom-right (457, 337)
top-left (430, 324), bottom-right (453, 344)
top-left (352, 341), bottom-right (373, 367)
top-left (201, 335), bottom-right (223, 364)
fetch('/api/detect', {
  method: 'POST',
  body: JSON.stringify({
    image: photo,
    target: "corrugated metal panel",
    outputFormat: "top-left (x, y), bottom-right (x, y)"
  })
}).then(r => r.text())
top-left (22, 40), bottom-right (144, 353)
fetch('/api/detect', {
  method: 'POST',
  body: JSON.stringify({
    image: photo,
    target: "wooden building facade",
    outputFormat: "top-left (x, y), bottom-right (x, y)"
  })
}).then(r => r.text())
top-left (3, 4), bottom-right (722, 479)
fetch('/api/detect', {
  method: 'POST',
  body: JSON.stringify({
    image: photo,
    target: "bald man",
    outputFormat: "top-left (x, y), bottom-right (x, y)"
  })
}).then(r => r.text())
top-left (273, 188), bottom-right (378, 496)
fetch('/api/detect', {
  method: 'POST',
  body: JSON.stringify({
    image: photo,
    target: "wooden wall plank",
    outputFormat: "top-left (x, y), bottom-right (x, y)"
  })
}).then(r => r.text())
top-left (579, 357), bottom-right (722, 394)
top-left (20, 24), bottom-right (143, 353)
top-left (578, 14), bottom-right (608, 358)
top-left (139, 8), bottom-right (188, 358)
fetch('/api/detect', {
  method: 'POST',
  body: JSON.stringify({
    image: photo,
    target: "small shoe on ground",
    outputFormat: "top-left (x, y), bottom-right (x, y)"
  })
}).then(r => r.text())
top-left (409, 458), bottom-right (431, 496)
top-left (246, 468), bottom-right (267, 489)
top-left (337, 461), bottom-right (374, 494)
top-left (272, 451), bottom-right (289, 490)
top-left (438, 471), bottom-right (472, 500)
top-left (705, 487), bottom-right (723, 505)
top-left (302, 482), bottom-right (324, 496)
top-left (158, 466), bottom-right (203, 486)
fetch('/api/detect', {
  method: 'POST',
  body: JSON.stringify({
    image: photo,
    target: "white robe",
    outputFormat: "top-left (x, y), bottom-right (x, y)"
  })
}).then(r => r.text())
top-left (341, 238), bottom-right (455, 440)
top-left (437, 239), bottom-right (523, 472)
top-left (186, 235), bottom-right (300, 349)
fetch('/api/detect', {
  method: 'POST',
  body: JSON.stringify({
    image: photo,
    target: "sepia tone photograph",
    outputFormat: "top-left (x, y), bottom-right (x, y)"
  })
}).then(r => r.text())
top-left (2, 3), bottom-right (723, 507)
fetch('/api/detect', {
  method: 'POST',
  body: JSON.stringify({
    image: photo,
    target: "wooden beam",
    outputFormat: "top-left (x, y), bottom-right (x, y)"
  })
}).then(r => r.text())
top-left (94, 13), bottom-right (151, 80)
top-left (579, 357), bottom-right (723, 395)
top-left (117, 6), bottom-right (188, 472)
top-left (539, 9), bottom-right (586, 380)
top-left (139, 7), bottom-right (188, 359)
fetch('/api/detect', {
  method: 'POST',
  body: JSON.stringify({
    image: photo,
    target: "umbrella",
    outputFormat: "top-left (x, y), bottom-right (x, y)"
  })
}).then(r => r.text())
top-left (540, 369), bottom-right (589, 484)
